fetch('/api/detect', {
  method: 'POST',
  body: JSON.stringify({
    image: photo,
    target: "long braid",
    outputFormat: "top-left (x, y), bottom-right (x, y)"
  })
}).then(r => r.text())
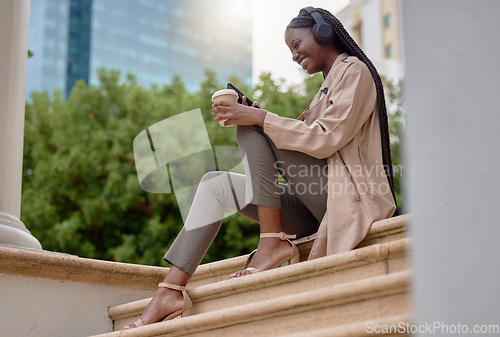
top-left (287, 8), bottom-right (398, 211)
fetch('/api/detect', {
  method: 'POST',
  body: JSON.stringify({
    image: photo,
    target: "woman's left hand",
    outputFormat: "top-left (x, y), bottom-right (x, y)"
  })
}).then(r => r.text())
top-left (212, 98), bottom-right (267, 127)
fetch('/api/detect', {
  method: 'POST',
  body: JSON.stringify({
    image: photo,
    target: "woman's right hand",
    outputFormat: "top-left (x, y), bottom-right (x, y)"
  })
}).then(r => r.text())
top-left (213, 99), bottom-right (267, 127)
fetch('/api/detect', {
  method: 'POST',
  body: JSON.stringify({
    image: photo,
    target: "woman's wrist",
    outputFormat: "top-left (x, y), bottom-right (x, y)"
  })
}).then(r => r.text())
top-left (253, 108), bottom-right (267, 127)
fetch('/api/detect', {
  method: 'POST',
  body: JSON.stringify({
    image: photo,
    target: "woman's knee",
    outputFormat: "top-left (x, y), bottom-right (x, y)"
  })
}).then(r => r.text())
top-left (235, 124), bottom-right (261, 145)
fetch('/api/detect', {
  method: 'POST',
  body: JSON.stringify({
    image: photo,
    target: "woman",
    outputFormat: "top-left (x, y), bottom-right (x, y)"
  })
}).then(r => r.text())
top-left (125, 7), bottom-right (397, 329)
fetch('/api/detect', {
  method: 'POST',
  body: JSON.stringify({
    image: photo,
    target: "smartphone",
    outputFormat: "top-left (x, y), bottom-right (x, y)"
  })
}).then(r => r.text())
top-left (227, 82), bottom-right (260, 108)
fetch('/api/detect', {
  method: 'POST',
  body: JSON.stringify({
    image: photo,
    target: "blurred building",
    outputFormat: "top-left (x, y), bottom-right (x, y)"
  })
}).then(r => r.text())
top-left (26, 0), bottom-right (253, 98)
top-left (336, 0), bottom-right (403, 81)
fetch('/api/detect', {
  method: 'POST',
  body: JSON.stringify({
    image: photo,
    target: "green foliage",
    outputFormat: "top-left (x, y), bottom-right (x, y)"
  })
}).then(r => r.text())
top-left (384, 79), bottom-right (405, 211)
top-left (22, 69), bottom-right (404, 266)
top-left (252, 72), bottom-right (323, 119)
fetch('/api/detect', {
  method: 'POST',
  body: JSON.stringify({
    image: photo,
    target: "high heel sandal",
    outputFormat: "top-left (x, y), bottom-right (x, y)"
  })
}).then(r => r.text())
top-left (234, 232), bottom-right (300, 275)
top-left (125, 282), bottom-right (193, 329)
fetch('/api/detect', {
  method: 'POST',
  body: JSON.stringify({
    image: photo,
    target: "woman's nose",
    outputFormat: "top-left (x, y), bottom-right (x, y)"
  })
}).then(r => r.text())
top-left (292, 51), bottom-right (299, 62)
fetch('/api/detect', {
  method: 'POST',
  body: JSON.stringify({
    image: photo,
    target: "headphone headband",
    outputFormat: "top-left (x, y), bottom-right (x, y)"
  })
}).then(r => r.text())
top-left (303, 7), bottom-right (334, 45)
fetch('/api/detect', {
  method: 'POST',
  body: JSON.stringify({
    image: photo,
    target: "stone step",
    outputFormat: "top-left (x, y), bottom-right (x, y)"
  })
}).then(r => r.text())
top-left (92, 270), bottom-right (411, 337)
top-left (108, 237), bottom-right (409, 330)
top-left (188, 214), bottom-right (409, 288)
top-left (279, 314), bottom-right (412, 337)
top-left (0, 214), bottom-right (408, 337)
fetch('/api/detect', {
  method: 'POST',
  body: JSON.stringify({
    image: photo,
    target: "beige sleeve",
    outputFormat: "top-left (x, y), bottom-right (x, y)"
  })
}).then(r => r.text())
top-left (263, 62), bottom-right (377, 159)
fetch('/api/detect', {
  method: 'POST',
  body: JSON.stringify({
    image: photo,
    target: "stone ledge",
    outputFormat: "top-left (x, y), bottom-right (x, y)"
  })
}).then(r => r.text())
top-left (0, 214), bottom-right (409, 291)
top-left (189, 237), bottom-right (409, 302)
top-left (0, 244), bottom-right (248, 290)
top-left (94, 270), bottom-right (411, 336)
top-left (130, 214), bottom-right (409, 288)
top-left (279, 314), bottom-right (412, 337)
top-left (108, 238), bottom-right (409, 324)
top-left (0, 247), bottom-right (167, 289)
top-left (361, 214), bottom-right (410, 241)
top-left (293, 214), bottom-right (409, 260)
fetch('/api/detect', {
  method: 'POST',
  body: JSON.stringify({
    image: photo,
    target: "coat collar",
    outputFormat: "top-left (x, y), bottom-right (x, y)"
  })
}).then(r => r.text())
top-left (298, 53), bottom-right (351, 121)
top-left (320, 52), bottom-right (350, 93)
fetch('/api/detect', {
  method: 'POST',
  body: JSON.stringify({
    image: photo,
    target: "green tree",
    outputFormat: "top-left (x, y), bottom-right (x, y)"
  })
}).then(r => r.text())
top-left (384, 79), bottom-right (405, 211)
top-left (22, 69), bottom-right (264, 265)
top-left (252, 72), bottom-right (322, 119)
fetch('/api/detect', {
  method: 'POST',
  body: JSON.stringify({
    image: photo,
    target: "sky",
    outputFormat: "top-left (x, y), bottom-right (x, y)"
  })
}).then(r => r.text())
top-left (252, 0), bottom-right (350, 87)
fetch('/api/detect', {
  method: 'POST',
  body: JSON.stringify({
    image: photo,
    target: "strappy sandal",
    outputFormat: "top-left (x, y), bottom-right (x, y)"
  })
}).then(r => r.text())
top-left (124, 282), bottom-right (193, 329)
top-left (233, 232), bottom-right (300, 275)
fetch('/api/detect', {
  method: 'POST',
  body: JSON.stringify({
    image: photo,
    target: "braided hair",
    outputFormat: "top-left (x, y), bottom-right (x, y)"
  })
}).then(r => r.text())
top-left (287, 7), bottom-right (398, 211)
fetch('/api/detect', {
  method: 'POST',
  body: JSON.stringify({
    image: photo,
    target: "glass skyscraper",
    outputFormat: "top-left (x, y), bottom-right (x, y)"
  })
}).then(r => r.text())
top-left (26, 0), bottom-right (253, 97)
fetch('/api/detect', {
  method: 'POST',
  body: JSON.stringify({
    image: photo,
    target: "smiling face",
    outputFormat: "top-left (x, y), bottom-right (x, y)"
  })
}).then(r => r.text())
top-left (284, 27), bottom-right (340, 77)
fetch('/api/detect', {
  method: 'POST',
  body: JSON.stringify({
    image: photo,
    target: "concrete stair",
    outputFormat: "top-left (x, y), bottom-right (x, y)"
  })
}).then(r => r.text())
top-left (280, 314), bottom-right (412, 337)
top-left (187, 213), bottom-right (408, 289)
top-left (92, 214), bottom-right (410, 336)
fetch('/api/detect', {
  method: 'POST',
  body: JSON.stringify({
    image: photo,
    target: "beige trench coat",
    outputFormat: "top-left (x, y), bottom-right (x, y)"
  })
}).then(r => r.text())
top-left (262, 53), bottom-right (396, 260)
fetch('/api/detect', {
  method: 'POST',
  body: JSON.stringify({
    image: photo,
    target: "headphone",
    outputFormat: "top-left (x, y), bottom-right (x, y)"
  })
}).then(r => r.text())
top-left (303, 7), bottom-right (334, 45)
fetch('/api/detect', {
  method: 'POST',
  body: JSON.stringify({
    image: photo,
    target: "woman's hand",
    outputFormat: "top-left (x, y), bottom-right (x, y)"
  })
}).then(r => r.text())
top-left (212, 96), bottom-right (267, 127)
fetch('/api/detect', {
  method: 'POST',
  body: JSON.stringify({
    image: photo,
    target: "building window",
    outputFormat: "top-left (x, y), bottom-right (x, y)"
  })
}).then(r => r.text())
top-left (384, 14), bottom-right (391, 28)
top-left (385, 44), bottom-right (393, 58)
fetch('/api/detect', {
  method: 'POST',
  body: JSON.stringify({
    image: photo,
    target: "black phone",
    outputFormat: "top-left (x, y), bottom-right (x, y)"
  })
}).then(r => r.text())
top-left (227, 82), bottom-right (260, 108)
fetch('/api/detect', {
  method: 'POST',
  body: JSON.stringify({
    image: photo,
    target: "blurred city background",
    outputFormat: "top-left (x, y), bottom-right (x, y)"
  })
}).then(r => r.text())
top-left (27, 0), bottom-right (403, 97)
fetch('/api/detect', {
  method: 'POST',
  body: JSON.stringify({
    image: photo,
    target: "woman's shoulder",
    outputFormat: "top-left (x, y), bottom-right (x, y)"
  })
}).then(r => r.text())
top-left (326, 55), bottom-right (372, 89)
top-left (335, 55), bottom-right (369, 76)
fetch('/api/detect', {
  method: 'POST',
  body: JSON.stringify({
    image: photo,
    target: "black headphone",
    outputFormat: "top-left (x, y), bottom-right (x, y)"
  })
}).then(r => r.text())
top-left (304, 7), bottom-right (334, 45)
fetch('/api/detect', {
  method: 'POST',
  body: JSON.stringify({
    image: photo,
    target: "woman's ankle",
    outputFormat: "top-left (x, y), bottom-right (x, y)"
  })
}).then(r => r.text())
top-left (163, 265), bottom-right (190, 286)
top-left (258, 236), bottom-right (290, 250)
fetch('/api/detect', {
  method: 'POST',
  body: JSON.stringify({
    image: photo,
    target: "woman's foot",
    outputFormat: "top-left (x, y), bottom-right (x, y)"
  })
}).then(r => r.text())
top-left (124, 287), bottom-right (184, 329)
top-left (230, 235), bottom-right (295, 277)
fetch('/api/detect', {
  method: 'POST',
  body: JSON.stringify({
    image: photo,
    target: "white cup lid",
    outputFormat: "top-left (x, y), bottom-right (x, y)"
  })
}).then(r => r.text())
top-left (212, 89), bottom-right (238, 101)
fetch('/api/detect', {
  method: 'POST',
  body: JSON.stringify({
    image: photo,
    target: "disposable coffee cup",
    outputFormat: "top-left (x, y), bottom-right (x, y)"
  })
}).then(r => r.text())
top-left (212, 89), bottom-right (238, 127)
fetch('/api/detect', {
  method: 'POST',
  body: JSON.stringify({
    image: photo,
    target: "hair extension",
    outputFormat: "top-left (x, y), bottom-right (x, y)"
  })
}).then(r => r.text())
top-left (287, 8), bottom-right (398, 212)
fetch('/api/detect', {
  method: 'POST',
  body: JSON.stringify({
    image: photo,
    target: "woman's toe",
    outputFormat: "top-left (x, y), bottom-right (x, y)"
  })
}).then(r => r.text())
top-left (230, 270), bottom-right (245, 278)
